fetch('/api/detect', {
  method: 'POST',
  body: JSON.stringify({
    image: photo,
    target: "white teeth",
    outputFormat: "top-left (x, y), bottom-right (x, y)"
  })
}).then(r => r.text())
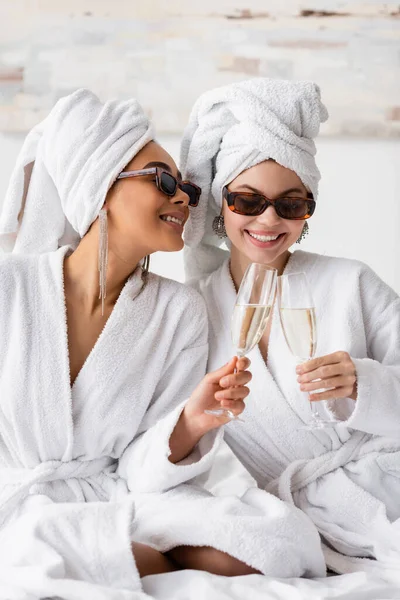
top-left (161, 215), bottom-right (184, 225)
top-left (248, 232), bottom-right (280, 242)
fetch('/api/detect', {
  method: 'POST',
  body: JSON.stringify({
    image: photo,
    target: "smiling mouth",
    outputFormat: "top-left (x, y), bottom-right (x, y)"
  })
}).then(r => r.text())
top-left (160, 215), bottom-right (185, 226)
top-left (246, 231), bottom-right (285, 243)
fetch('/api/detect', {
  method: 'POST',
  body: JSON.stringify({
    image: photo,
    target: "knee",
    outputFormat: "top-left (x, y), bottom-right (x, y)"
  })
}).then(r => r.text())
top-left (216, 552), bottom-right (260, 577)
top-left (131, 542), bottom-right (177, 577)
top-left (169, 545), bottom-right (260, 577)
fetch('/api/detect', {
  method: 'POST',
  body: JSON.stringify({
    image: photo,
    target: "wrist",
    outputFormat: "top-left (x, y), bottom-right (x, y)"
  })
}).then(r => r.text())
top-left (181, 405), bottom-right (214, 439)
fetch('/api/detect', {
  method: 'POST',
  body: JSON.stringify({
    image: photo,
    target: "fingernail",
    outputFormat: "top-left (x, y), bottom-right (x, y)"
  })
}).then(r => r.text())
top-left (296, 366), bottom-right (302, 374)
top-left (220, 377), bottom-right (228, 387)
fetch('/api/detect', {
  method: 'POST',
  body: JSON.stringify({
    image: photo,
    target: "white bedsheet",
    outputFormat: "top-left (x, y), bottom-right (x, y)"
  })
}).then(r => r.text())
top-left (143, 571), bottom-right (400, 600)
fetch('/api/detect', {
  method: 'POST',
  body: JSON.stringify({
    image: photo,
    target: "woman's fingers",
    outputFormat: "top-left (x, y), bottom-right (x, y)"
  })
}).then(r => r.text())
top-left (220, 399), bottom-right (245, 415)
top-left (296, 351), bottom-right (357, 401)
top-left (236, 356), bottom-right (250, 372)
top-left (310, 386), bottom-right (355, 402)
top-left (298, 363), bottom-right (344, 383)
top-left (301, 374), bottom-right (356, 393)
top-left (219, 370), bottom-right (252, 388)
top-left (205, 357), bottom-right (238, 385)
top-left (296, 351), bottom-right (350, 374)
top-left (215, 386), bottom-right (250, 401)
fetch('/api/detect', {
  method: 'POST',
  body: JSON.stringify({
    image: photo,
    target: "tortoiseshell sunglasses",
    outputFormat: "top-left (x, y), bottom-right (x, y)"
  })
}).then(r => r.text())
top-left (117, 167), bottom-right (201, 207)
top-left (223, 186), bottom-right (316, 220)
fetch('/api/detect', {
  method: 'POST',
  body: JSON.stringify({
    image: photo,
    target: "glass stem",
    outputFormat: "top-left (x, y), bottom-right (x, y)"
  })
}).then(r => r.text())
top-left (297, 357), bottom-right (322, 422)
top-left (309, 395), bottom-right (320, 418)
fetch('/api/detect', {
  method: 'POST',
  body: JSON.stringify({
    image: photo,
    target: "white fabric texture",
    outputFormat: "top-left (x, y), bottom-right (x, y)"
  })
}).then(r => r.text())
top-left (143, 568), bottom-right (400, 600)
top-left (133, 485), bottom-right (324, 579)
top-left (0, 88), bottom-right (154, 253)
top-left (194, 250), bottom-right (400, 578)
top-left (180, 78), bottom-right (328, 280)
top-left (0, 247), bottom-right (210, 597)
top-left (0, 246), bottom-right (326, 598)
top-left (0, 496), bottom-right (146, 600)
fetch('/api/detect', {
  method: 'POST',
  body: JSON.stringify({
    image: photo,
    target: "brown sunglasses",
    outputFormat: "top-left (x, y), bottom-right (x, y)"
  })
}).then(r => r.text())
top-left (223, 187), bottom-right (316, 220)
top-left (117, 167), bottom-right (201, 207)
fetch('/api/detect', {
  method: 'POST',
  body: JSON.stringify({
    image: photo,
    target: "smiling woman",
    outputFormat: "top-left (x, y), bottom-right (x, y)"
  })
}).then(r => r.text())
top-left (182, 77), bottom-right (400, 577)
top-left (0, 88), bottom-right (325, 598)
top-left (222, 160), bottom-right (314, 277)
top-left (115, 159), bottom-right (200, 238)
top-left (99, 145), bottom-right (193, 264)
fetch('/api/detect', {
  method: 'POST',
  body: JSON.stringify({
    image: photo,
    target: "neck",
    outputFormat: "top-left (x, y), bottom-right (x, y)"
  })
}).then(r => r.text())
top-left (229, 246), bottom-right (292, 290)
top-left (64, 221), bottom-right (145, 314)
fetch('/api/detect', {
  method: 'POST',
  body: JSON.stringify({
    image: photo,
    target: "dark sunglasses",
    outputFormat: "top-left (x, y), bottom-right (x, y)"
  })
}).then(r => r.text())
top-left (117, 167), bottom-right (201, 207)
top-left (223, 186), bottom-right (316, 220)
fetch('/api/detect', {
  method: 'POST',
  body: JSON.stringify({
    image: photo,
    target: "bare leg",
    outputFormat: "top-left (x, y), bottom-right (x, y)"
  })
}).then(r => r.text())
top-left (166, 546), bottom-right (261, 577)
top-left (132, 542), bottom-right (178, 577)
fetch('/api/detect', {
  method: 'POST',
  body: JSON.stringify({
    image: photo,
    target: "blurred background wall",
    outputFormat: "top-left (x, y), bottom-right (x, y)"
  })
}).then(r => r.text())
top-left (0, 1), bottom-right (399, 290)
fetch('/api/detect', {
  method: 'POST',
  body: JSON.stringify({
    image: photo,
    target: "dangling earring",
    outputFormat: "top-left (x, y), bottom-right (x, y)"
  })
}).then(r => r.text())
top-left (296, 221), bottom-right (309, 244)
top-left (142, 255), bottom-right (150, 277)
top-left (98, 208), bottom-right (108, 316)
top-left (212, 214), bottom-right (227, 239)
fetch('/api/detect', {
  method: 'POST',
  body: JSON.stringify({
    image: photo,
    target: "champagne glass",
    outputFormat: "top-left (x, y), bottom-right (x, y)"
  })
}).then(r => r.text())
top-left (205, 263), bottom-right (277, 420)
top-left (278, 272), bottom-right (333, 430)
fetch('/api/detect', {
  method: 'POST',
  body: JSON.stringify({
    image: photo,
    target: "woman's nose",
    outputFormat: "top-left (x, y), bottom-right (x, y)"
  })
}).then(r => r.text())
top-left (171, 186), bottom-right (190, 207)
top-left (256, 204), bottom-right (281, 226)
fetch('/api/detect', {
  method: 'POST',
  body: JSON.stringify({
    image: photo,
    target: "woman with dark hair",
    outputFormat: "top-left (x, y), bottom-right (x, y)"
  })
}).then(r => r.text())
top-left (0, 89), bottom-right (323, 598)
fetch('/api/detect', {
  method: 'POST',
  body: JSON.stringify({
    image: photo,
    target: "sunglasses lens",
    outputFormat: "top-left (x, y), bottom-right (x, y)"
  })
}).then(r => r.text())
top-left (277, 199), bottom-right (311, 219)
top-left (181, 183), bottom-right (200, 207)
top-left (233, 194), bottom-right (266, 216)
top-left (160, 172), bottom-right (177, 196)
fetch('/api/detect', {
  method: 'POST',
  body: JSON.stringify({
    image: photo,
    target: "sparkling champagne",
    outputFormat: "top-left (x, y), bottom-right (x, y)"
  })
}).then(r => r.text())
top-left (279, 307), bottom-right (317, 360)
top-left (232, 304), bottom-right (272, 356)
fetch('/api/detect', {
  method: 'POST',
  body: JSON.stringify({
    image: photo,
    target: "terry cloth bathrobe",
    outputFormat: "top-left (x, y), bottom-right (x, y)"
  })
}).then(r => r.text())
top-left (181, 78), bottom-right (400, 578)
top-left (0, 90), bottom-right (325, 600)
top-left (196, 252), bottom-right (400, 577)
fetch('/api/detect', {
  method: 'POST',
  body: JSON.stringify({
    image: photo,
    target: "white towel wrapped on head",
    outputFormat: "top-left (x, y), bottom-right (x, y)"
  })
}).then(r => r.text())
top-left (0, 89), bottom-right (154, 254)
top-left (180, 78), bottom-right (328, 280)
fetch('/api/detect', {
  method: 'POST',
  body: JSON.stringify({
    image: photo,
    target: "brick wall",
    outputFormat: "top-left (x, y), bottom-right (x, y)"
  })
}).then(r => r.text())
top-left (0, 1), bottom-right (399, 135)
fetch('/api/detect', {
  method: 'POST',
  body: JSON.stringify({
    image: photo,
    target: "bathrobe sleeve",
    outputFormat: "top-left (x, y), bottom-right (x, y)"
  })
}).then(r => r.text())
top-left (345, 265), bottom-right (400, 439)
top-left (118, 289), bottom-right (224, 493)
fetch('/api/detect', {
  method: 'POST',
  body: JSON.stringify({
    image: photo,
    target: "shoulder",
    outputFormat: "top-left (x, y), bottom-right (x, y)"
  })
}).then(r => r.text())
top-left (0, 251), bottom-right (33, 271)
top-left (0, 252), bottom-right (37, 289)
top-left (0, 248), bottom-right (67, 301)
top-left (295, 250), bottom-right (398, 306)
top-left (295, 250), bottom-right (388, 282)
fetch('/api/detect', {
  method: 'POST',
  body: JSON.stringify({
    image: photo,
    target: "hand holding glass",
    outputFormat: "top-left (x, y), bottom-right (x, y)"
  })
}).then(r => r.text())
top-left (278, 272), bottom-right (332, 430)
top-left (205, 263), bottom-right (277, 420)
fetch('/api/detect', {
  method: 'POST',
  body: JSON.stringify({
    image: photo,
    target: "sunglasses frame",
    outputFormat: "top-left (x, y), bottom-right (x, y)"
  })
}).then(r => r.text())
top-left (117, 167), bottom-right (201, 207)
top-left (223, 186), bottom-right (316, 220)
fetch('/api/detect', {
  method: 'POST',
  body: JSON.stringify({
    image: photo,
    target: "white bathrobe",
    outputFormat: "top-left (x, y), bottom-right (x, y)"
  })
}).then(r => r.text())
top-left (195, 250), bottom-right (400, 577)
top-left (0, 246), bottom-right (325, 600)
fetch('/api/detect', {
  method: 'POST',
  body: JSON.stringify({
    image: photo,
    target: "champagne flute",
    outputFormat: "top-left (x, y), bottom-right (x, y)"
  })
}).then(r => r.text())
top-left (278, 272), bottom-right (333, 430)
top-left (205, 263), bottom-right (277, 420)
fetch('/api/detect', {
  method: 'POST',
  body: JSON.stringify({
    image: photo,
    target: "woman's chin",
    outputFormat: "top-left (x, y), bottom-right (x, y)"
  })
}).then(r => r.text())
top-left (158, 238), bottom-right (184, 253)
top-left (240, 245), bottom-right (289, 266)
